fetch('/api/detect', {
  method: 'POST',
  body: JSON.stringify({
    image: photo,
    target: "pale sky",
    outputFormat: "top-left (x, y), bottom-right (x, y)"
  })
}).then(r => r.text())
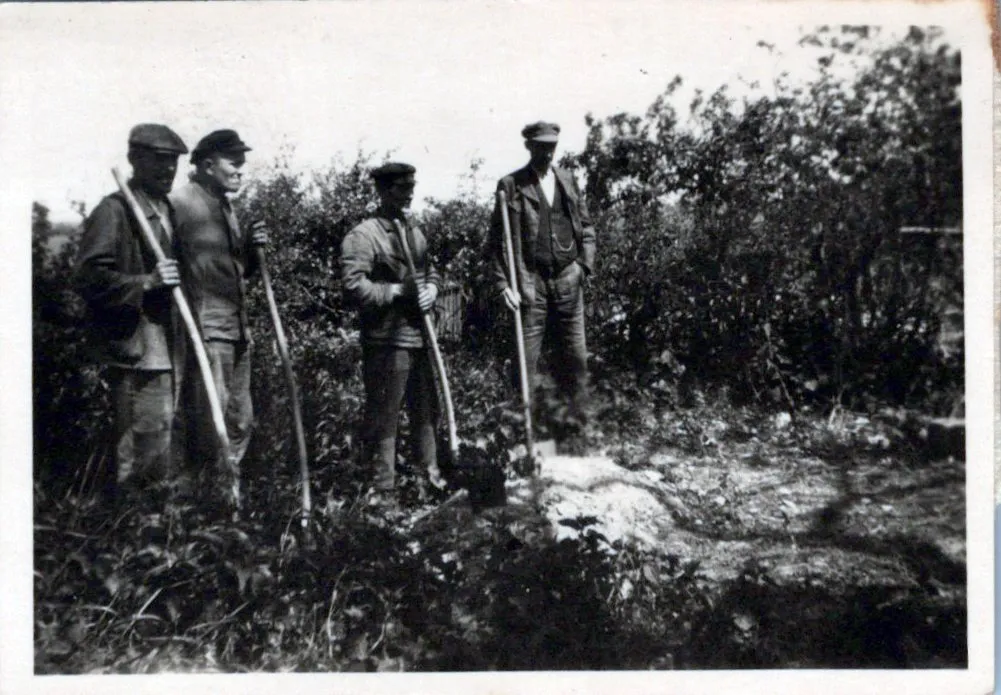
top-left (0, 0), bottom-right (971, 223)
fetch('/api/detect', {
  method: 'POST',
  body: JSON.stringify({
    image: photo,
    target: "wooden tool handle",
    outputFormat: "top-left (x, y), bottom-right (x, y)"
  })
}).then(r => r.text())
top-left (392, 219), bottom-right (459, 457)
top-left (255, 246), bottom-right (311, 526)
top-left (111, 168), bottom-right (231, 463)
top-left (497, 190), bottom-right (535, 463)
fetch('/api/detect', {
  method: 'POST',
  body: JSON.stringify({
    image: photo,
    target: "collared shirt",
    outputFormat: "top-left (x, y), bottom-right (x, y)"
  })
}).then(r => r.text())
top-left (170, 177), bottom-right (256, 342)
top-left (488, 164), bottom-right (596, 305)
top-left (533, 165), bottom-right (557, 206)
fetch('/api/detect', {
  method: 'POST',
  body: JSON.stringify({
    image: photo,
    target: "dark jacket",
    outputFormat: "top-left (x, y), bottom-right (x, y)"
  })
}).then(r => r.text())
top-left (75, 188), bottom-right (179, 370)
top-left (170, 178), bottom-right (257, 342)
top-left (341, 217), bottom-right (441, 348)
top-left (488, 164), bottom-right (596, 304)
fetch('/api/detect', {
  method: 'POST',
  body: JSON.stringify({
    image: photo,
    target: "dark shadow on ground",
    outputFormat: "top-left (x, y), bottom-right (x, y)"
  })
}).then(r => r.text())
top-left (665, 440), bottom-right (967, 668)
top-left (682, 559), bottom-right (967, 668)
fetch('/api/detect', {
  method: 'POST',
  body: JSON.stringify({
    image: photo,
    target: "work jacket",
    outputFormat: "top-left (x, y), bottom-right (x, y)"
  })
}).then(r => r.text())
top-left (75, 187), bottom-right (180, 371)
top-left (341, 216), bottom-right (441, 348)
top-left (488, 164), bottom-right (596, 304)
top-left (170, 177), bottom-right (258, 342)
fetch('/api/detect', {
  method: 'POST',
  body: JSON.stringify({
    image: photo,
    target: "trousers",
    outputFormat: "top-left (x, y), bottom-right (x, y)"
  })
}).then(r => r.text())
top-left (109, 367), bottom-right (177, 486)
top-left (361, 345), bottom-right (438, 493)
top-left (184, 339), bottom-right (254, 474)
top-left (522, 260), bottom-right (589, 418)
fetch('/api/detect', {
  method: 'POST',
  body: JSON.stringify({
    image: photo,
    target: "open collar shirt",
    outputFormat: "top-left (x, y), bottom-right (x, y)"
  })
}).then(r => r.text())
top-left (532, 165), bottom-right (557, 206)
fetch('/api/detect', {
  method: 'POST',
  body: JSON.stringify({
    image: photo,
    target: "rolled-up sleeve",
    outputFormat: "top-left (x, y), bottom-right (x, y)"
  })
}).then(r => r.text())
top-left (341, 226), bottom-right (397, 308)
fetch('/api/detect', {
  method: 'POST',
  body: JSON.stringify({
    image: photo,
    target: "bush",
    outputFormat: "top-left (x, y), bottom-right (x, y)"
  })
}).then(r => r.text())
top-left (566, 26), bottom-right (962, 413)
top-left (32, 202), bottom-right (109, 491)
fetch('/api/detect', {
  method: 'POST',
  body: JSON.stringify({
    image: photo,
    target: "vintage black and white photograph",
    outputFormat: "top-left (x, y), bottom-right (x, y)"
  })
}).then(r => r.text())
top-left (1, 1), bottom-right (994, 694)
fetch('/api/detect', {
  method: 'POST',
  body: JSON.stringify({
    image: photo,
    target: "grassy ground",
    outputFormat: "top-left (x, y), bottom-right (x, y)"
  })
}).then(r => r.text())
top-left (34, 367), bottom-right (966, 672)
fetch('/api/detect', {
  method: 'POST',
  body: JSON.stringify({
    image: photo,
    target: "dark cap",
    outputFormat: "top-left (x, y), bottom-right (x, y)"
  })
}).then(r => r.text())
top-left (370, 162), bottom-right (416, 184)
top-left (521, 121), bottom-right (560, 143)
top-left (128, 124), bottom-right (188, 155)
top-left (191, 129), bottom-right (252, 163)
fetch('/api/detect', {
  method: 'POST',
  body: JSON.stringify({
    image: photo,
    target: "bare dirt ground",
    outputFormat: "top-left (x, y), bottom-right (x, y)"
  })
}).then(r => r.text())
top-left (413, 406), bottom-right (967, 668)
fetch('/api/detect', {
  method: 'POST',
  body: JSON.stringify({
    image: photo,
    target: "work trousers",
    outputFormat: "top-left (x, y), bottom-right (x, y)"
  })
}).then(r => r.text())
top-left (184, 339), bottom-right (254, 482)
top-left (361, 345), bottom-right (438, 493)
top-left (109, 367), bottom-right (177, 490)
top-left (522, 260), bottom-right (589, 418)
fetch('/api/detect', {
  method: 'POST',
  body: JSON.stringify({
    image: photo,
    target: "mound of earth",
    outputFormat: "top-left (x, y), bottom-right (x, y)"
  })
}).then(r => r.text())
top-left (406, 408), bottom-right (966, 668)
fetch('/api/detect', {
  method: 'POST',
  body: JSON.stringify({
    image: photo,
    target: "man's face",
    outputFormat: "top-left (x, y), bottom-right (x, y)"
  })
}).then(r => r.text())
top-left (379, 175), bottom-right (416, 213)
top-left (526, 141), bottom-right (557, 170)
top-left (130, 148), bottom-right (181, 197)
top-left (205, 152), bottom-right (247, 193)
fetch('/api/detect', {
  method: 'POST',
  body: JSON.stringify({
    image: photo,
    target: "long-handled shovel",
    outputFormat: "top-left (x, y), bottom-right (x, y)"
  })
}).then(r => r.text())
top-left (497, 190), bottom-right (540, 475)
top-left (254, 245), bottom-right (311, 532)
top-left (393, 219), bottom-right (506, 511)
top-left (393, 219), bottom-right (505, 514)
top-left (111, 168), bottom-right (236, 510)
top-left (392, 219), bottom-right (458, 477)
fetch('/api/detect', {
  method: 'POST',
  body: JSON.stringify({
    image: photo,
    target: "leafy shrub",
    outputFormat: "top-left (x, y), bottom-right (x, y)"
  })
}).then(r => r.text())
top-left (35, 476), bottom-right (718, 674)
top-left (32, 202), bottom-right (109, 491)
top-left (567, 26), bottom-right (962, 413)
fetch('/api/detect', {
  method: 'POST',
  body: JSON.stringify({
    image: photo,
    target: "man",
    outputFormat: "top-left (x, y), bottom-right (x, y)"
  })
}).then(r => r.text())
top-left (75, 123), bottom-right (188, 511)
top-left (170, 129), bottom-right (268, 506)
top-left (341, 162), bottom-right (442, 510)
top-left (488, 121), bottom-right (596, 428)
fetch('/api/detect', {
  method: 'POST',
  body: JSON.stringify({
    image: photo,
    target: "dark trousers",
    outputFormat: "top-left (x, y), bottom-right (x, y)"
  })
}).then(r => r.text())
top-left (109, 367), bottom-right (177, 488)
top-left (361, 345), bottom-right (438, 493)
top-left (184, 339), bottom-right (254, 483)
top-left (522, 261), bottom-right (589, 418)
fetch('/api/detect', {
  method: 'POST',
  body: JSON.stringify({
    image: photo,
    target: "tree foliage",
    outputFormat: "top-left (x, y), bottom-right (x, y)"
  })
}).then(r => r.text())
top-left (33, 202), bottom-right (107, 487)
top-left (567, 26), bottom-right (962, 412)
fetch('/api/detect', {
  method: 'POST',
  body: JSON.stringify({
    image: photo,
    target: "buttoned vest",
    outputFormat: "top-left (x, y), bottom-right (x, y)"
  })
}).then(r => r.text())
top-left (534, 178), bottom-right (578, 274)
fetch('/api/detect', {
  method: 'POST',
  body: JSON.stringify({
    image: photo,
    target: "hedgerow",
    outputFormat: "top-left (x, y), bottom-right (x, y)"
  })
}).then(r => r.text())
top-left (32, 25), bottom-right (963, 672)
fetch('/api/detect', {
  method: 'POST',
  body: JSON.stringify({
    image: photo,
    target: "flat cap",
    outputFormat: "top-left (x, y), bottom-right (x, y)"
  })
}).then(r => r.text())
top-left (521, 121), bottom-right (560, 143)
top-left (128, 124), bottom-right (188, 155)
top-left (370, 162), bottom-right (416, 182)
top-left (191, 129), bottom-right (252, 162)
